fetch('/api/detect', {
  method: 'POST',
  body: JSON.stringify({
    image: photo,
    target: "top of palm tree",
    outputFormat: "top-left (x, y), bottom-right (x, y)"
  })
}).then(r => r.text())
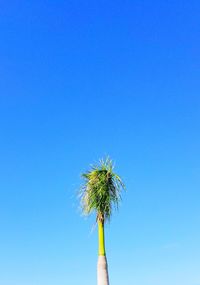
top-left (80, 157), bottom-right (125, 223)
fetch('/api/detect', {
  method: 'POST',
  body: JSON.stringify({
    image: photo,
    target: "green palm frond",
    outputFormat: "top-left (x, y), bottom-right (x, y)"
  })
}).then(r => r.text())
top-left (80, 157), bottom-right (125, 222)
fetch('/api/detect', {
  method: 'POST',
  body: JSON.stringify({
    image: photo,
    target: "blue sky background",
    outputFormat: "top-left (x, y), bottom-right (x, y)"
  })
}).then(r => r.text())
top-left (0, 1), bottom-right (200, 284)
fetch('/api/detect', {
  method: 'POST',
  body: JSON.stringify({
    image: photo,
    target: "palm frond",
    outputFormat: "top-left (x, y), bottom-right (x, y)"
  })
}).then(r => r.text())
top-left (80, 157), bottom-right (125, 222)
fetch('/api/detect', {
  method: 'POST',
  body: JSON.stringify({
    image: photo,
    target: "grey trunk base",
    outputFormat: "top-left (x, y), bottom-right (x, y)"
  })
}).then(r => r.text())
top-left (97, 256), bottom-right (110, 285)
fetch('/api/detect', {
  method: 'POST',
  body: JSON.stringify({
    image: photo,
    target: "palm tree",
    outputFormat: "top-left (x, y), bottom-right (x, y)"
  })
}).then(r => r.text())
top-left (80, 157), bottom-right (125, 285)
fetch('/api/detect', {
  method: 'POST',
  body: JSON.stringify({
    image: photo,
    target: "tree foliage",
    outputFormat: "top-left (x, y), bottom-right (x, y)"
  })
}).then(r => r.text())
top-left (80, 157), bottom-right (125, 222)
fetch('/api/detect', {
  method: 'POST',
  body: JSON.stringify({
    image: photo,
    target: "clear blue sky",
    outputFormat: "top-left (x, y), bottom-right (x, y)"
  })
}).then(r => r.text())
top-left (0, 1), bottom-right (200, 285)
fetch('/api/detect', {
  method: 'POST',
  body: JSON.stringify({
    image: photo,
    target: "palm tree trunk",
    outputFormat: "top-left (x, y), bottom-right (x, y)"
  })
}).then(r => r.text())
top-left (97, 221), bottom-right (110, 285)
top-left (97, 256), bottom-right (109, 285)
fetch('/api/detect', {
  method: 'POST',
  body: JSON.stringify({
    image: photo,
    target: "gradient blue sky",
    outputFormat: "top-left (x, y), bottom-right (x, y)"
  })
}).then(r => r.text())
top-left (0, 1), bottom-right (200, 285)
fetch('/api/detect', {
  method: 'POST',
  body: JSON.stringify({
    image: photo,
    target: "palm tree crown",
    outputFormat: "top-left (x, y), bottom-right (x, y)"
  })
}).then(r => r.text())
top-left (80, 157), bottom-right (125, 222)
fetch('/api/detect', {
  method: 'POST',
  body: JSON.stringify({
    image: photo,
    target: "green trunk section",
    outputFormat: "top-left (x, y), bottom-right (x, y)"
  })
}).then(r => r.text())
top-left (98, 221), bottom-right (106, 256)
